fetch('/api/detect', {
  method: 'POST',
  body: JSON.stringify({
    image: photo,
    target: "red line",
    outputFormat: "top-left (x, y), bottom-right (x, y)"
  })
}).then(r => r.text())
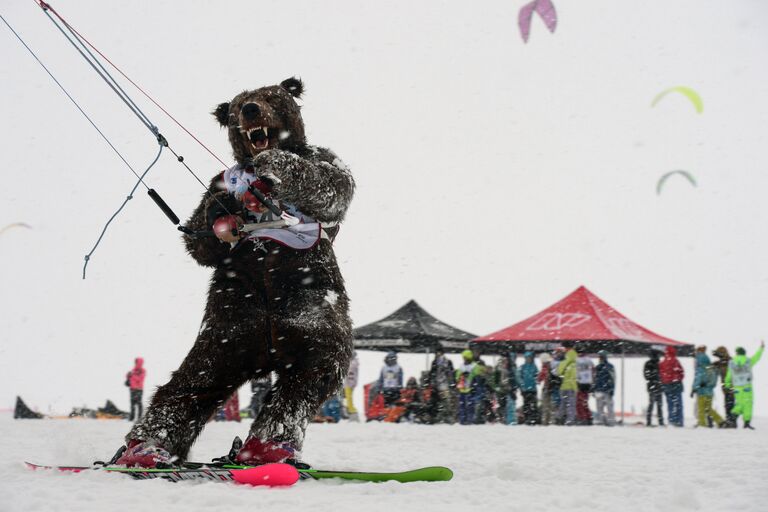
top-left (35, 0), bottom-right (228, 169)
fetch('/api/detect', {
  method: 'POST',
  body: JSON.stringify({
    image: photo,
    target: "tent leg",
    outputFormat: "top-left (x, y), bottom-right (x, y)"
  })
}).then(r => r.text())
top-left (425, 348), bottom-right (430, 373)
top-left (620, 349), bottom-right (625, 426)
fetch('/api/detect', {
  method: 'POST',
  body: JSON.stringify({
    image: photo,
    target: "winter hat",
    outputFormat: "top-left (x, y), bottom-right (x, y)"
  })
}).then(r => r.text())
top-left (598, 350), bottom-right (608, 359)
top-left (736, 347), bottom-right (746, 356)
top-left (461, 349), bottom-right (474, 361)
top-left (385, 351), bottom-right (398, 364)
top-left (524, 351), bottom-right (534, 359)
top-left (539, 353), bottom-right (553, 363)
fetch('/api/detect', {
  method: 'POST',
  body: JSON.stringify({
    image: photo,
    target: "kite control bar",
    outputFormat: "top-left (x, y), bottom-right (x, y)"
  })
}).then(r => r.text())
top-left (178, 217), bottom-right (298, 239)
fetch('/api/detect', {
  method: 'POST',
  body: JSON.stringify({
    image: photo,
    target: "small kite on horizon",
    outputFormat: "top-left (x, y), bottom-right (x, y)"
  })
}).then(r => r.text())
top-left (651, 86), bottom-right (704, 114)
top-left (0, 222), bottom-right (32, 236)
top-left (519, 0), bottom-right (557, 43)
top-left (656, 170), bottom-right (697, 195)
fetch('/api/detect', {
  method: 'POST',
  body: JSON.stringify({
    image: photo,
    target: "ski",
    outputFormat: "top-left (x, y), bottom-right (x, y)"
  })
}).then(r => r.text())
top-left (298, 465), bottom-right (453, 483)
top-left (25, 462), bottom-right (299, 486)
top-left (26, 461), bottom-right (453, 484)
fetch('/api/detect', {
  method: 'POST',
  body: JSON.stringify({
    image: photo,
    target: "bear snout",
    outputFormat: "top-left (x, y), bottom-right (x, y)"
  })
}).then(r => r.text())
top-left (241, 102), bottom-right (261, 121)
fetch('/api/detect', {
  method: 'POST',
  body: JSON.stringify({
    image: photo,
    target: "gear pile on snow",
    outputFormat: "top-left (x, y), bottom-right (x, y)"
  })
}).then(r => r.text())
top-left (14, 396), bottom-right (43, 419)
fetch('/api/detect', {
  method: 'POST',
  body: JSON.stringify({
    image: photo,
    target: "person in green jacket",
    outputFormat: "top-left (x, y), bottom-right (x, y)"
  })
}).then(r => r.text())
top-left (557, 347), bottom-right (578, 425)
top-left (725, 340), bottom-right (764, 430)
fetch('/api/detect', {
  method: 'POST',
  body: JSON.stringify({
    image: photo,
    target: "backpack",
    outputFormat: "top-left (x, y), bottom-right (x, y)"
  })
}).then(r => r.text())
top-left (703, 366), bottom-right (718, 389)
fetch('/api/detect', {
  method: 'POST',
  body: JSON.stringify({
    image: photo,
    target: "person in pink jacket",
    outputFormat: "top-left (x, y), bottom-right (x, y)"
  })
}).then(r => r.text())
top-left (126, 358), bottom-right (146, 422)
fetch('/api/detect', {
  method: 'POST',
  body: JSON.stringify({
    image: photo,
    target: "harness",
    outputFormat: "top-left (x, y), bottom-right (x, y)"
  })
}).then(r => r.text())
top-left (223, 164), bottom-right (337, 249)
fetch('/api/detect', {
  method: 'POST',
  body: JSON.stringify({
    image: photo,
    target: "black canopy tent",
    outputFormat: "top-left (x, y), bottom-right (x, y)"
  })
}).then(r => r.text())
top-left (353, 300), bottom-right (476, 354)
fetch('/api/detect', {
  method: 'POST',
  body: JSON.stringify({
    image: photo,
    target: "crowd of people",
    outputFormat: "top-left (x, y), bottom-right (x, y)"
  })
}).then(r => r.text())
top-left (354, 341), bottom-right (763, 428)
top-left (362, 347), bottom-right (620, 426)
top-left (123, 340), bottom-right (763, 429)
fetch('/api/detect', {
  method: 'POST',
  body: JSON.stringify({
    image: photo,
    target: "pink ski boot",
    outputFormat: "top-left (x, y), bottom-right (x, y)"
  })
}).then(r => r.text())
top-left (235, 436), bottom-right (297, 465)
top-left (114, 439), bottom-right (173, 468)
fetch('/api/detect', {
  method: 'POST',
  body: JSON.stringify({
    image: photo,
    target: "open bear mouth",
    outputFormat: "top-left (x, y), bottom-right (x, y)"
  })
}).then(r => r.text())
top-left (247, 126), bottom-right (273, 151)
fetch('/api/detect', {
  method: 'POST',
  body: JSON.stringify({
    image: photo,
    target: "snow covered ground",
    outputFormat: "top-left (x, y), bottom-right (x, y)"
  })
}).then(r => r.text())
top-left (2, 412), bottom-right (767, 512)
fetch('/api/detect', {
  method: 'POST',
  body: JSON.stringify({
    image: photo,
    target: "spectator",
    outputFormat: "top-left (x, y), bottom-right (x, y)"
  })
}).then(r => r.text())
top-left (455, 350), bottom-right (481, 425)
top-left (557, 347), bottom-right (578, 425)
top-left (518, 351), bottom-right (539, 425)
top-left (725, 341), bottom-right (764, 430)
top-left (576, 350), bottom-right (595, 425)
top-left (549, 349), bottom-right (565, 424)
top-left (249, 374), bottom-right (272, 418)
top-left (314, 394), bottom-right (341, 423)
top-left (125, 357), bottom-right (146, 422)
top-left (378, 352), bottom-right (404, 406)
top-left (594, 350), bottom-right (616, 426)
top-left (537, 353), bottom-right (554, 425)
top-left (643, 350), bottom-right (664, 426)
top-left (474, 359), bottom-right (492, 424)
top-left (691, 352), bottom-right (724, 428)
top-left (343, 351), bottom-right (359, 421)
top-left (508, 352), bottom-right (520, 424)
top-left (429, 348), bottom-right (456, 424)
top-left (402, 377), bottom-right (426, 422)
top-left (660, 346), bottom-right (685, 427)
top-left (492, 353), bottom-right (517, 425)
top-left (712, 346), bottom-right (736, 428)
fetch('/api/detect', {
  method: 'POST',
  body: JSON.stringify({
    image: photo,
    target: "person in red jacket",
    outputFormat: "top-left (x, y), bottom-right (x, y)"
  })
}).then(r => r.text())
top-left (659, 347), bottom-right (685, 426)
top-left (126, 358), bottom-right (146, 422)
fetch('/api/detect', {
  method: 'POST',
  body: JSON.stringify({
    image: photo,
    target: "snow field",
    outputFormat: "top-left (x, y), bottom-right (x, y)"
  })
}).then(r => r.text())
top-left (1, 413), bottom-right (766, 512)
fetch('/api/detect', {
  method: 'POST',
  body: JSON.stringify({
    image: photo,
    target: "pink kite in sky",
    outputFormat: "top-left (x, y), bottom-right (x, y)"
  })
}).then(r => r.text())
top-left (518, 0), bottom-right (557, 43)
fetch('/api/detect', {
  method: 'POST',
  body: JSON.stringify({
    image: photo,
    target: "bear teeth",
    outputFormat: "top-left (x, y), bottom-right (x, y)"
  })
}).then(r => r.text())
top-left (246, 126), bottom-right (268, 137)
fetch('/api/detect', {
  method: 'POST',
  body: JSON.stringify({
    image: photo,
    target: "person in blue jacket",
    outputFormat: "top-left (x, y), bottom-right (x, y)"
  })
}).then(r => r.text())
top-left (517, 352), bottom-right (539, 425)
top-left (691, 352), bottom-right (724, 428)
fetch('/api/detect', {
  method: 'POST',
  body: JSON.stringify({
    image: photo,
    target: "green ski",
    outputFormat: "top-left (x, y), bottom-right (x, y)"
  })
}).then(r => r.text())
top-left (26, 461), bottom-right (453, 485)
top-left (298, 466), bottom-right (453, 483)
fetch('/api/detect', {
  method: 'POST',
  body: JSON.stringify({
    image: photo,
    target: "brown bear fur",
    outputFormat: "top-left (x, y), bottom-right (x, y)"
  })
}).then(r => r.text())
top-left (126, 77), bottom-right (354, 461)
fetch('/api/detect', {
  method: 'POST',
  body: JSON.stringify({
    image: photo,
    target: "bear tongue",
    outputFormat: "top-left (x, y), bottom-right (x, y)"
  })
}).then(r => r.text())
top-left (252, 139), bottom-right (269, 150)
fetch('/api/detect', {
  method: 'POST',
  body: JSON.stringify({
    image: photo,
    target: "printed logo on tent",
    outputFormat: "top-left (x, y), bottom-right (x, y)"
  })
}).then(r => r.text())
top-left (525, 313), bottom-right (591, 331)
top-left (605, 317), bottom-right (643, 339)
top-left (524, 342), bottom-right (564, 351)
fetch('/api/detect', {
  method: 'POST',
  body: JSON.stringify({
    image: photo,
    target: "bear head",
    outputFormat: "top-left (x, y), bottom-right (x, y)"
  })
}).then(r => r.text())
top-left (213, 77), bottom-right (306, 165)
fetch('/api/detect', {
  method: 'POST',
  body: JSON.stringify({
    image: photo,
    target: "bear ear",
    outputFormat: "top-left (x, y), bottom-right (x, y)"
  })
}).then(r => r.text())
top-left (212, 102), bottom-right (230, 126)
top-left (280, 77), bottom-right (304, 98)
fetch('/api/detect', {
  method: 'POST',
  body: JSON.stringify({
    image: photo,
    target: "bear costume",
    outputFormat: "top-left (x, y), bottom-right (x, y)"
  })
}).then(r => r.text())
top-left (116, 77), bottom-right (354, 467)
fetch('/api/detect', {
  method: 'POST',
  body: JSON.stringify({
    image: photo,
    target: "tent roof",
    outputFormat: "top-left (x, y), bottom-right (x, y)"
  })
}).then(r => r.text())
top-left (353, 300), bottom-right (477, 352)
top-left (472, 286), bottom-right (692, 355)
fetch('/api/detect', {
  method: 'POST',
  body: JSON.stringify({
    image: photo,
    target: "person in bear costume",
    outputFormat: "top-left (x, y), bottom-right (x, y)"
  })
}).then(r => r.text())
top-left (115, 77), bottom-right (354, 468)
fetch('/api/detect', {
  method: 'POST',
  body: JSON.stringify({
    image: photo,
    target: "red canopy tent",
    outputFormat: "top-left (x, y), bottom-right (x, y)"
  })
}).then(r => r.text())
top-left (471, 285), bottom-right (693, 357)
top-left (471, 286), bottom-right (693, 424)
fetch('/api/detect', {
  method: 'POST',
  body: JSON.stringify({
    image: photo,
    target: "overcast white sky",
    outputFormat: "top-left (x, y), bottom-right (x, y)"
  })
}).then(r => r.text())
top-left (1, 0), bottom-right (767, 419)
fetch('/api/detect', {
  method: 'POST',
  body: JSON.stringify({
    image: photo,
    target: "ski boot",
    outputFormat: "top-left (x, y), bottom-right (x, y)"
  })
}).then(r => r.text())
top-left (215, 436), bottom-right (307, 468)
top-left (744, 421), bottom-right (755, 430)
top-left (236, 435), bottom-right (298, 465)
top-left (109, 439), bottom-right (173, 468)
